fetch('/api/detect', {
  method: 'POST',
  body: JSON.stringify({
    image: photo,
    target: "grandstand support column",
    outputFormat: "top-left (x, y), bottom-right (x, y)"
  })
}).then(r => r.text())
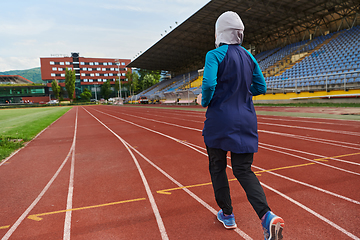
top-left (282, 79), bottom-right (285, 93)
top-left (344, 75), bottom-right (347, 91)
top-left (188, 72), bottom-right (190, 106)
top-left (326, 75), bottom-right (328, 92)
top-left (351, 13), bottom-right (358, 28)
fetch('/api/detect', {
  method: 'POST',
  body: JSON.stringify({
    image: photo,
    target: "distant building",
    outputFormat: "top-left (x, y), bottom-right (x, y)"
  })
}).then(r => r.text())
top-left (0, 75), bottom-right (49, 104)
top-left (40, 53), bottom-right (131, 99)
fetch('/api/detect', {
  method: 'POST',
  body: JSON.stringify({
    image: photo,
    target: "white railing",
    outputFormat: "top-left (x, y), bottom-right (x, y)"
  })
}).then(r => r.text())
top-left (265, 70), bottom-right (360, 93)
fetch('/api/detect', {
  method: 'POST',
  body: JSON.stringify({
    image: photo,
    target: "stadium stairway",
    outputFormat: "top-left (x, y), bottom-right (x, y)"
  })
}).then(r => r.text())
top-left (177, 75), bottom-right (203, 90)
top-left (274, 32), bottom-right (341, 77)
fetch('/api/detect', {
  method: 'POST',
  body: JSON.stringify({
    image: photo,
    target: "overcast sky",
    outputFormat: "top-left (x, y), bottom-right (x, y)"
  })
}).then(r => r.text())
top-left (0, 0), bottom-right (210, 72)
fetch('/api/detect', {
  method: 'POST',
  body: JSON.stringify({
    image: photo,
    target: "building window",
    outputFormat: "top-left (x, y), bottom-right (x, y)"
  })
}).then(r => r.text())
top-left (89, 79), bottom-right (93, 82)
top-left (89, 62), bottom-right (94, 65)
top-left (81, 73), bottom-right (85, 76)
top-left (110, 68), bottom-right (114, 71)
top-left (121, 62), bottom-right (125, 65)
top-left (95, 62), bottom-right (99, 65)
top-left (68, 67), bottom-right (72, 70)
top-left (51, 73), bottom-right (55, 77)
top-left (103, 79), bottom-right (107, 82)
top-left (66, 62), bottom-right (70, 65)
top-left (80, 62), bottom-right (85, 65)
top-left (88, 68), bottom-right (92, 71)
top-left (52, 67), bottom-right (57, 71)
top-left (98, 79), bottom-right (102, 82)
top-left (122, 73), bottom-right (126, 76)
top-left (104, 73), bottom-right (108, 76)
top-left (83, 79), bottom-right (88, 82)
top-left (108, 62), bottom-right (112, 65)
top-left (83, 68), bottom-right (87, 71)
top-left (95, 73), bottom-right (99, 76)
top-left (103, 62), bottom-right (107, 66)
top-left (102, 68), bottom-right (106, 71)
top-left (60, 62), bottom-right (64, 65)
top-left (50, 61), bottom-right (55, 65)
top-left (58, 68), bottom-right (63, 71)
top-left (90, 73), bottom-right (94, 77)
top-left (109, 73), bottom-right (113, 76)
top-left (61, 74), bottom-right (65, 77)
top-left (97, 68), bottom-right (101, 71)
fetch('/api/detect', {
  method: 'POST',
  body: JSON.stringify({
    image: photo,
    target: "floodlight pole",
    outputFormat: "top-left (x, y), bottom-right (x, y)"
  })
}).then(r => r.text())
top-left (116, 60), bottom-right (122, 100)
top-left (94, 83), bottom-right (97, 100)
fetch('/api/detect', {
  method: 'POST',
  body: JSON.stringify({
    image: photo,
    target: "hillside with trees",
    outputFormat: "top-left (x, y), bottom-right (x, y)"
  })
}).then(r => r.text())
top-left (0, 67), bottom-right (42, 83)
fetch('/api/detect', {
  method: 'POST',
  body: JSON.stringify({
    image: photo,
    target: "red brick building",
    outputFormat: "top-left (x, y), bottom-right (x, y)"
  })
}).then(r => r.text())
top-left (40, 53), bottom-right (131, 98)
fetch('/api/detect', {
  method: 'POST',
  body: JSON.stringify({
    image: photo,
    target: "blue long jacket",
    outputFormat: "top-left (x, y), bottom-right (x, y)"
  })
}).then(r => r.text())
top-left (201, 44), bottom-right (266, 153)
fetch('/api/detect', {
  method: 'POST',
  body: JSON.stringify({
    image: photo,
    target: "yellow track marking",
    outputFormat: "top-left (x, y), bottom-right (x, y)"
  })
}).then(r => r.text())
top-left (0, 225), bottom-right (10, 230)
top-left (157, 182), bottom-right (213, 195)
top-left (253, 163), bottom-right (316, 175)
top-left (314, 152), bottom-right (360, 161)
top-left (157, 162), bottom-right (316, 195)
top-left (28, 197), bottom-right (146, 221)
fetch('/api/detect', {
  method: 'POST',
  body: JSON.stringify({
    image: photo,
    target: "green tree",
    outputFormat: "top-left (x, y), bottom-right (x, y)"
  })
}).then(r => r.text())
top-left (133, 69), bottom-right (160, 94)
top-left (125, 69), bottom-right (139, 96)
top-left (100, 80), bottom-right (112, 100)
top-left (80, 88), bottom-right (92, 102)
top-left (65, 68), bottom-right (76, 101)
top-left (143, 74), bottom-right (156, 89)
top-left (59, 86), bottom-right (65, 100)
top-left (51, 79), bottom-right (60, 99)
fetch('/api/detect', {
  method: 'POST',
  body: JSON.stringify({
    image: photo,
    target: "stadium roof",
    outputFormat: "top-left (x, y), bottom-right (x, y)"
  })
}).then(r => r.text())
top-left (0, 75), bottom-right (33, 84)
top-left (128, 0), bottom-right (359, 74)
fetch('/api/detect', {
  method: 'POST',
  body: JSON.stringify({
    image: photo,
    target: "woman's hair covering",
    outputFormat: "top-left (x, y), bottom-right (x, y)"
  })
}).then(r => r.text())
top-left (215, 11), bottom-right (244, 48)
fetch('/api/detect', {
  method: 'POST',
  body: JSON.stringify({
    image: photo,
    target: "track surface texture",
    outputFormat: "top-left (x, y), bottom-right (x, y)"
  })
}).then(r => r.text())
top-left (1, 105), bottom-right (359, 240)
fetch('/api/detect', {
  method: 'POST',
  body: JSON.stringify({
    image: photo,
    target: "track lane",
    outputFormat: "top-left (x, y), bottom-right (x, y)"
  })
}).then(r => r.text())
top-left (0, 108), bottom-right (77, 240)
top-left (87, 106), bottom-right (360, 240)
top-left (2, 105), bottom-right (359, 239)
top-left (83, 106), bottom-right (257, 239)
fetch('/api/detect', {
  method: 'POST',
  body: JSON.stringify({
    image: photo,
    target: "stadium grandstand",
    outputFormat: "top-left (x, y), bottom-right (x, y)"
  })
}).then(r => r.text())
top-left (127, 0), bottom-right (360, 104)
top-left (0, 75), bottom-right (50, 104)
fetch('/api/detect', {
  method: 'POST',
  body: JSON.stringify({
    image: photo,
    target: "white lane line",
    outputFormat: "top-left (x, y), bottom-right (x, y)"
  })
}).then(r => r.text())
top-left (92, 108), bottom-right (360, 238)
top-left (259, 130), bottom-right (360, 149)
top-left (114, 111), bottom-right (202, 132)
top-left (113, 107), bottom-right (360, 149)
top-left (83, 108), bottom-right (169, 240)
top-left (85, 109), bottom-right (252, 240)
top-left (104, 109), bottom-right (360, 168)
top-left (184, 142), bottom-right (360, 205)
top-left (63, 108), bottom-right (78, 240)
top-left (124, 138), bottom-right (253, 240)
top-left (0, 108), bottom-right (72, 167)
top-left (258, 116), bottom-right (358, 127)
top-left (260, 142), bottom-right (360, 166)
top-left (259, 145), bottom-right (360, 176)
top-left (257, 113), bottom-right (360, 123)
top-left (261, 183), bottom-right (360, 240)
top-left (2, 108), bottom-right (78, 240)
top-left (259, 122), bottom-right (360, 136)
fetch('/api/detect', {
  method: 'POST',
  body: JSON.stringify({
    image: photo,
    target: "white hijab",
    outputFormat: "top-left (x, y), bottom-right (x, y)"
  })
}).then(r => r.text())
top-left (215, 11), bottom-right (244, 48)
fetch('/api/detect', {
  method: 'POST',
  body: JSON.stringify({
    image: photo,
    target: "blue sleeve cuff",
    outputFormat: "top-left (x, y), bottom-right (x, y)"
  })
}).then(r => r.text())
top-left (243, 48), bottom-right (266, 96)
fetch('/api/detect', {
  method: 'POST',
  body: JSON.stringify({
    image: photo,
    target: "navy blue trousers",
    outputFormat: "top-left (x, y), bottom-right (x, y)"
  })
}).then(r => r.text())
top-left (206, 146), bottom-right (270, 219)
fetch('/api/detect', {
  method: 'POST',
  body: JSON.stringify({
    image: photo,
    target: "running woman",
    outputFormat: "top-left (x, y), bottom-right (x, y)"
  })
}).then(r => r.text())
top-left (199, 11), bottom-right (285, 240)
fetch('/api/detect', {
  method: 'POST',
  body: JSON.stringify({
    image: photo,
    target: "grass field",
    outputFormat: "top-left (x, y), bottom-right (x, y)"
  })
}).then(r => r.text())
top-left (0, 107), bottom-right (71, 161)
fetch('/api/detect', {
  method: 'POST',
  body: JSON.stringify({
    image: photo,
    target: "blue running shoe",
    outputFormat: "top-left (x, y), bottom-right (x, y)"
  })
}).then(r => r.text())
top-left (217, 209), bottom-right (237, 229)
top-left (261, 211), bottom-right (284, 240)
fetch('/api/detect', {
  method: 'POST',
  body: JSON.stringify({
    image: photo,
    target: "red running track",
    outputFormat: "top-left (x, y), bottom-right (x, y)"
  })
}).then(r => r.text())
top-left (1, 105), bottom-right (359, 240)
